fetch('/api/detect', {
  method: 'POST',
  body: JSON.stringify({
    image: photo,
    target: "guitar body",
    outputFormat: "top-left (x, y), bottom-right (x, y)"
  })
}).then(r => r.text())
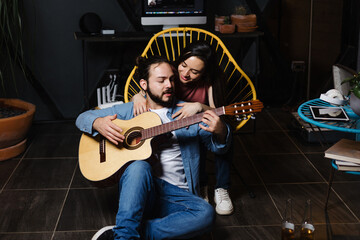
top-left (78, 112), bottom-right (162, 182)
top-left (78, 99), bottom-right (264, 185)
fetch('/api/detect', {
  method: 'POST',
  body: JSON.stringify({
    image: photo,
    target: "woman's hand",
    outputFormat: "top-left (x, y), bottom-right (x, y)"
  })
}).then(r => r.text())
top-left (132, 93), bottom-right (147, 116)
top-left (93, 114), bottom-right (125, 145)
top-left (172, 102), bottom-right (203, 119)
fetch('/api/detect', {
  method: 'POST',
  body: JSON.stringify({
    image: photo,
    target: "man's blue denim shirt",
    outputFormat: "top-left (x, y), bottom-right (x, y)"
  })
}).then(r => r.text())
top-left (76, 100), bottom-right (232, 196)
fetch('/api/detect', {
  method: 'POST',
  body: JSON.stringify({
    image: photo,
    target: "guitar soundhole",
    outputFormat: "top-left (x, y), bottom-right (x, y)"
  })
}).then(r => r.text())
top-left (124, 127), bottom-right (144, 150)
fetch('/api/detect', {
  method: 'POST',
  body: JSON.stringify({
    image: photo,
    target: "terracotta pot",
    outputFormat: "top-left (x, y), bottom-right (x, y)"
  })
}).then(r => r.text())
top-left (231, 14), bottom-right (257, 32)
top-left (214, 16), bottom-right (225, 31)
top-left (350, 93), bottom-right (360, 116)
top-left (0, 99), bottom-right (36, 161)
top-left (219, 24), bottom-right (235, 34)
top-left (231, 14), bottom-right (257, 26)
top-left (236, 25), bottom-right (258, 33)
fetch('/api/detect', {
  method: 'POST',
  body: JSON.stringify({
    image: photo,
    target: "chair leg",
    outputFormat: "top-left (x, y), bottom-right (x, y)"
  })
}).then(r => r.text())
top-left (325, 166), bottom-right (336, 210)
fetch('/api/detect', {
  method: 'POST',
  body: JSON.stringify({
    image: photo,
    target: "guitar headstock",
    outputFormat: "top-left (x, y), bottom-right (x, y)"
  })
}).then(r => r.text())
top-left (224, 100), bottom-right (264, 120)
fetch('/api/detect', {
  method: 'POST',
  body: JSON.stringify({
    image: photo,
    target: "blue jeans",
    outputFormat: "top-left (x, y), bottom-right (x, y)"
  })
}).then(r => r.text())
top-left (114, 161), bottom-right (215, 240)
top-left (200, 144), bottom-right (232, 189)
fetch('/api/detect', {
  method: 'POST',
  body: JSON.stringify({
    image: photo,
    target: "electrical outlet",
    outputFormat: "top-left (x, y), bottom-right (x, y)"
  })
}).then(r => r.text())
top-left (291, 61), bottom-right (305, 72)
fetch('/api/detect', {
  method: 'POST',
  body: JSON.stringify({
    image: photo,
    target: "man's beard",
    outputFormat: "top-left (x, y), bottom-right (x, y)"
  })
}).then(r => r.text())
top-left (146, 87), bottom-right (173, 108)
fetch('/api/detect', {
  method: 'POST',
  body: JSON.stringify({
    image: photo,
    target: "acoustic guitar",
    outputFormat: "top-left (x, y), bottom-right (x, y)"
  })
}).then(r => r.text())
top-left (78, 100), bottom-right (263, 183)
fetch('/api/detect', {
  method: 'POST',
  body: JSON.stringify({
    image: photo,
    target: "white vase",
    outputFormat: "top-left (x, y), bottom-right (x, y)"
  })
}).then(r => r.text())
top-left (350, 93), bottom-right (360, 116)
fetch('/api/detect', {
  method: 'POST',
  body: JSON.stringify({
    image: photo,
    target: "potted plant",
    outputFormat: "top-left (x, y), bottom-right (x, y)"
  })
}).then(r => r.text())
top-left (219, 16), bottom-right (235, 34)
top-left (0, 0), bottom-right (28, 96)
top-left (214, 15), bottom-right (225, 32)
top-left (0, 0), bottom-right (36, 161)
top-left (0, 99), bottom-right (36, 161)
top-left (342, 72), bottom-right (360, 116)
top-left (231, 5), bottom-right (257, 32)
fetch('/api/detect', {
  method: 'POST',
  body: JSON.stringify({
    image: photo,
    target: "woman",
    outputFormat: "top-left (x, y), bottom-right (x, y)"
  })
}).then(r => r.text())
top-left (132, 41), bottom-right (234, 215)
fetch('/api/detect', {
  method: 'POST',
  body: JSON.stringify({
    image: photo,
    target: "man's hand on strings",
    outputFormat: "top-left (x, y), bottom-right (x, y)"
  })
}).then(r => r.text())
top-left (93, 114), bottom-right (125, 145)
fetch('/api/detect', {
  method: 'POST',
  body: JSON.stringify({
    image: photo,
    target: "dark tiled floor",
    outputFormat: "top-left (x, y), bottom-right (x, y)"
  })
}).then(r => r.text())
top-left (1, 108), bottom-right (360, 240)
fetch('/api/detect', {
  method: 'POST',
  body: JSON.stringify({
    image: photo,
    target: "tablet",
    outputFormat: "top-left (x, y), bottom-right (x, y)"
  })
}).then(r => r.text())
top-left (310, 106), bottom-right (349, 121)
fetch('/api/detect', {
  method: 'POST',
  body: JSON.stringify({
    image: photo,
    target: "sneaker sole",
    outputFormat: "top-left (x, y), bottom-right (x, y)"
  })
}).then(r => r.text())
top-left (215, 206), bottom-right (234, 215)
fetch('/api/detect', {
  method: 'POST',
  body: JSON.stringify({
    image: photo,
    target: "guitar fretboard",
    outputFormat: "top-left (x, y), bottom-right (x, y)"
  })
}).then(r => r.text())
top-left (141, 107), bottom-right (224, 140)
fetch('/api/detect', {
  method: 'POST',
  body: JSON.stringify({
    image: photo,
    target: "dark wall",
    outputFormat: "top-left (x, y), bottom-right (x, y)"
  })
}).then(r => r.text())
top-left (18, 0), bottom-right (135, 121)
top-left (13, 0), bottom-right (263, 121)
top-left (3, 0), bottom-right (358, 121)
top-left (265, 0), bottom-right (359, 102)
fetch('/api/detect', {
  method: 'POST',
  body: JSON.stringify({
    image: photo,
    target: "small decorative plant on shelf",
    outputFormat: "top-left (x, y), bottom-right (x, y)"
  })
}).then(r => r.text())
top-left (342, 72), bottom-right (360, 116)
top-left (231, 5), bottom-right (257, 32)
top-left (214, 15), bottom-right (225, 32)
top-left (235, 5), bottom-right (247, 15)
top-left (219, 16), bottom-right (235, 34)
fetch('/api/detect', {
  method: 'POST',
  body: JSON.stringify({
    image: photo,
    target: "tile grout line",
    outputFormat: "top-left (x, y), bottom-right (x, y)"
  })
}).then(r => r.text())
top-left (1, 186), bottom-right (97, 191)
top-left (243, 152), bottom-right (322, 156)
top-left (0, 140), bottom-right (34, 194)
top-left (238, 109), bottom-right (306, 220)
top-left (22, 156), bottom-right (78, 160)
top-left (237, 138), bottom-right (284, 220)
top-left (265, 109), bottom-right (328, 182)
top-left (266, 109), bottom-right (360, 222)
top-left (0, 229), bottom-right (97, 235)
top-left (50, 160), bottom-right (79, 240)
top-left (214, 221), bottom-right (360, 229)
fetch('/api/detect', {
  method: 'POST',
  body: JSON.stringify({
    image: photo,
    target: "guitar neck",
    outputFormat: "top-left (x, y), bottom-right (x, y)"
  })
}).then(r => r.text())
top-left (141, 106), bottom-right (225, 139)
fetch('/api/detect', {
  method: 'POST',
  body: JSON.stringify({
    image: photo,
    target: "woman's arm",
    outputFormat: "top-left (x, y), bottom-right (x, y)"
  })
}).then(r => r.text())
top-left (171, 86), bottom-right (215, 120)
top-left (171, 102), bottom-right (210, 119)
top-left (207, 86), bottom-right (216, 108)
top-left (131, 92), bottom-right (147, 116)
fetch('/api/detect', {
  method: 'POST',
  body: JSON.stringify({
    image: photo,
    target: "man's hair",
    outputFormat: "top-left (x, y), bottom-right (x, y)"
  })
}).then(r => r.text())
top-left (135, 55), bottom-right (171, 82)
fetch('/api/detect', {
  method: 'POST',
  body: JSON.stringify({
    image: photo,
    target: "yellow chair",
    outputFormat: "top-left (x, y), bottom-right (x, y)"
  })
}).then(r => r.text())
top-left (124, 27), bottom-right (258, 131)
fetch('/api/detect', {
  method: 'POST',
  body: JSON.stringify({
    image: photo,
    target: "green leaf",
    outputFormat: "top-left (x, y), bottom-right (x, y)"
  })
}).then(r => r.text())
top-left (0, 0), bottom-right (25, 95)
top-left (352, 85), bottom-right (360, 99)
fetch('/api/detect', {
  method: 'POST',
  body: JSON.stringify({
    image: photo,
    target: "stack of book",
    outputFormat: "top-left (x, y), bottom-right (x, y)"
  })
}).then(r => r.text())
top-left (325, 139), bottom-right (360, 171)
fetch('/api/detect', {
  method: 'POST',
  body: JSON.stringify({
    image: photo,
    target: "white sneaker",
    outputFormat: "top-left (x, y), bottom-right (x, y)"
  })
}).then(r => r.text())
top-left (214, 188), bottom-right (234, 215)
top-left (200, 185), bottom-right (209, 203)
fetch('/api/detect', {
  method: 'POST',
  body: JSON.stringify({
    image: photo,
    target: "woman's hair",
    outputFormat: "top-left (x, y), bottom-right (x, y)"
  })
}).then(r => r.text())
top-left (176, 41), bottom-right (226, 107)
top-left (135, 55), bottom-right (170, 81)
top-left (176, 41), bottom-right (217, 86)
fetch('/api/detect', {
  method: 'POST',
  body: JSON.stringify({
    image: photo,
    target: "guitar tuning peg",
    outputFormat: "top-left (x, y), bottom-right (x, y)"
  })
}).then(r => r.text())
top-left (250, 114), bottom-right (256, 120)
top-left (235, 115), bottom-right (248, 121)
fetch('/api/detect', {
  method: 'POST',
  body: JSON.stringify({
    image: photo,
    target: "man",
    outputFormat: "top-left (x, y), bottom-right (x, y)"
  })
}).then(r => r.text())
top-left (76, 55), bottom-right (232, 240)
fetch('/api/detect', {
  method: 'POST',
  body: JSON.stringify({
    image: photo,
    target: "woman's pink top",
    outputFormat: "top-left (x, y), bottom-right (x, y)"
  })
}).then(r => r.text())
top-left (175, 81), bottom-right (210, 105)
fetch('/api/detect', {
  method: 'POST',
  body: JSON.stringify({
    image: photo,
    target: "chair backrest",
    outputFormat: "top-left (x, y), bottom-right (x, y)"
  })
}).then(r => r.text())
top-left (124, 27), bottom-right (257, 131)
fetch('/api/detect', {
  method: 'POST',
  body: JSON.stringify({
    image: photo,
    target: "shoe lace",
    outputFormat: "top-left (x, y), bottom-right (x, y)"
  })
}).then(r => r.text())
top-left (217, 188), bottom-right (230, 202)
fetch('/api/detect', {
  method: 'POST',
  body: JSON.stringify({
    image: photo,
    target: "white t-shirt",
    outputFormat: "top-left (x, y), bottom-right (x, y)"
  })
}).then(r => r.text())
top-left (150, 108), bottom-right (188, 190)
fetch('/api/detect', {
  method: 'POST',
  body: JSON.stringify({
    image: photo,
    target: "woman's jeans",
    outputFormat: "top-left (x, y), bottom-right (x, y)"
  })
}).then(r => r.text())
top-left (113, 161), bottom-right (215, 240)
top-left (200, 143), bottom-right (232, 189)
